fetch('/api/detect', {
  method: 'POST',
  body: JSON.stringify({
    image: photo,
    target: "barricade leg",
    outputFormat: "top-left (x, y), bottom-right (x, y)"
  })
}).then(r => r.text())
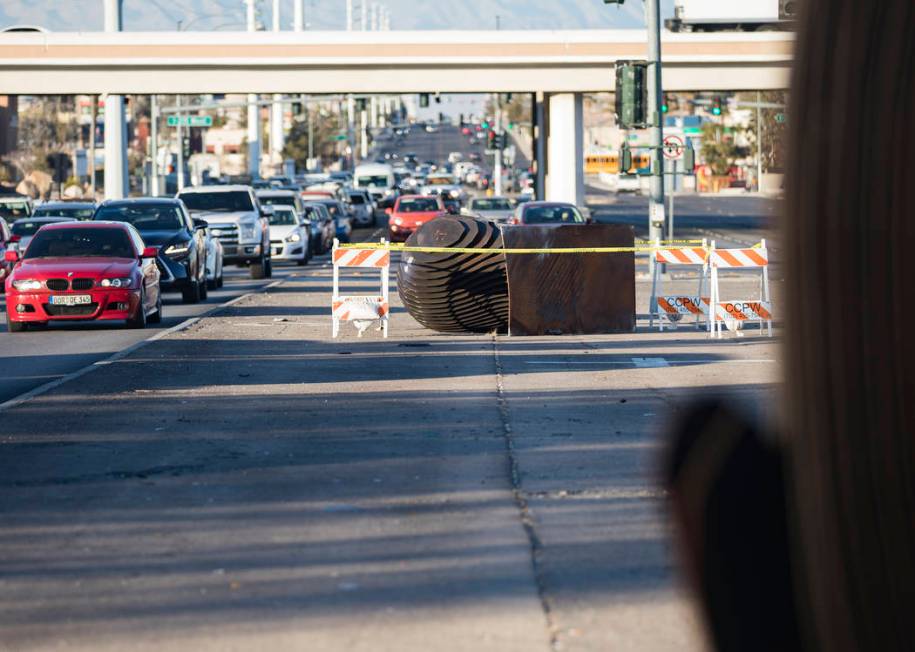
top-left (649, 239), bottom-right (660, 330)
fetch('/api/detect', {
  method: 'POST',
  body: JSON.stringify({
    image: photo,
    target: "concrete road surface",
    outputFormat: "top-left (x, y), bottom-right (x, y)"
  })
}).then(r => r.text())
top-left (0, 266), bottom-right (301, 405)
top-left (0, 241), bottom-right (780, 651)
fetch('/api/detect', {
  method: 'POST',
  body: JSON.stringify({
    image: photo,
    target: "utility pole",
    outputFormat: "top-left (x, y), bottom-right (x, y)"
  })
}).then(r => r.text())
top-left (245, 0), bottom-right (261, 179)
top-left (103, 0), bottom-right (128, 199)
top-left (346, 4), bottom-right (356, 168)
top-left (294, 0), bottom-right (303, 31)
top-left (270, 0), bottom-right (285, 171)
top-left (176, 95), bottom-right (185, 191)
top-left (89, 96), bottom-right (97, 198)
top-left (494, 94), bottom-right (504, 196)
top-left (150, 95), bottom-right (160, 196)
top-left (756, 90), bottom-right (763, 192)
top-left (646, 0), bottom-right (665, 244)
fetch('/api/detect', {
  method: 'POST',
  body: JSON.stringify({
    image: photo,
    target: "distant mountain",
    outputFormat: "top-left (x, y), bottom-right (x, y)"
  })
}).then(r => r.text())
top-left (0, 0), bottom-right (675, 32)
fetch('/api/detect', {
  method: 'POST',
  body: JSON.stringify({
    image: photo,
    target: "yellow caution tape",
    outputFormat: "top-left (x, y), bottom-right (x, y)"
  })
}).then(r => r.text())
top-left (338, 242), bottom-right (699, 255)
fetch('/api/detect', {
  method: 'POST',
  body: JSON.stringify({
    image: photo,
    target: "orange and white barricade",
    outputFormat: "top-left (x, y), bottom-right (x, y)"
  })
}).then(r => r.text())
top-left (649, 239), bottom-right (711, 332)
top-left (332, 239), bottom-right (390, 338)
top-left (709, 240), bottom-right (772, 338)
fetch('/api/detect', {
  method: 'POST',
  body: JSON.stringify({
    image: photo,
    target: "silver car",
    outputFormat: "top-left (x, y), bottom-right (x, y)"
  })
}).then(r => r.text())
top-left (461, 196), bottom-right (516, 224)
top-left (345, 190), bottom-right (375, 227)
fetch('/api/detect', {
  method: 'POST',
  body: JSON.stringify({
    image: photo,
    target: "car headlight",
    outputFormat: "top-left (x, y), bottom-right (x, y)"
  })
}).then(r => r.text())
top-left (100, 277), bottom-right (133, 289)
top-left (285, 232), bottom-right (302, 243)
top-left (164, 242), bottom-right (191, 258)
top-left (383, 188), bottom-right (395, 197)
top-left (12, 279), bottom-right (42, 291)
top-left (240, 222), bottom-right (257, 240)
top-left (450, 190), bottom-right (460, 198)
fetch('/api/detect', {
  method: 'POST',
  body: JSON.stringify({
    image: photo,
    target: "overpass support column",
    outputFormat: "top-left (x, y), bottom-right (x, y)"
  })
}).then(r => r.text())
top-left (103, 0), bottom-right (127, 199)
top-left (103, 94), bottom-right (128, 199)
top-left (544, 93), bottom-right (585, 206)
top-left (533, 92), bottom-right (547, 201)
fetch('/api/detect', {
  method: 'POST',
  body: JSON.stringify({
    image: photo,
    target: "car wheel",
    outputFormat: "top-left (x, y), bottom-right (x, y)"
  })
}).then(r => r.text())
top-left (296, 256), bottom-right (307, 266)
top-left (217, 272), bottom-right (224, 288)
top-left (148, 292), bottom-right (163, 324)
top-left (5, 311), bottom-right (26, 333)
top-left (126, 293), bottom-right (148, 329)
top-left (182, 280), bottom-right (201, 304)
top-left (250, 254), bottom-right (266, 280)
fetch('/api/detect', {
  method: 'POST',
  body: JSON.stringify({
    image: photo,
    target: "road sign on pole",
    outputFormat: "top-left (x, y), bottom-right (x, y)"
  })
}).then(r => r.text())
top-left (662, 135), bottom-right (685, 160)
top-left (166, 115), bottom-right (213, 128)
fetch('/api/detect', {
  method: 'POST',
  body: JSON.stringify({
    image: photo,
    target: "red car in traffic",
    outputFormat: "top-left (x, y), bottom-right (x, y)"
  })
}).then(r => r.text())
top-left (4, 222), bottom-right (162, 332)
top-left (386, 195), bottom-right (445, 242)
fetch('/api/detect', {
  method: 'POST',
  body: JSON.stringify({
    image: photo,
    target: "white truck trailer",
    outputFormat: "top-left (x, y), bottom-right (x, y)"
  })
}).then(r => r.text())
top-left (666, 0), bottom-right (797, 32)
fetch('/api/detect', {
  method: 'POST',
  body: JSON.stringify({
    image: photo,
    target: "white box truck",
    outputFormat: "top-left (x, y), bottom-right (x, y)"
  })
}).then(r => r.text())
top-left (667, 0), bottom-right (797, 32)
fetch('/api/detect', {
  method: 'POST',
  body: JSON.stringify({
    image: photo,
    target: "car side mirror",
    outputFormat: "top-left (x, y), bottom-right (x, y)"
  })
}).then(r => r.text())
top-left (192, 218), bottom-right (209, 230)
top-left (4, 249), bottom-right (20, 263)
top-left (141, 246), bottom-right (159, 259)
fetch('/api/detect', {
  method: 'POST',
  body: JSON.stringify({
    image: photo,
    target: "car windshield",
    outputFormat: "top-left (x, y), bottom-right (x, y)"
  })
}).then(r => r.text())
top-left (0, 201), bottom-right (30, 219)
top-left (25, 227), bottom-right (134, 259)
top-left (473, 199), bottom-right (513, 211)
top-left (348, 194), bottom-right (366, 205)
top-left (179, 191), bottom-right (254, 212)
top-left (303, 207), bottom-right (320, 222)
top-left (356, 175), bottom-right (389, 186)
top-left (95, 204), bottom-right (185, 231)
top-left (12, 219), bottom-right (72, 236)
top-left (398, 198), bottom-right (439, 213)
top-left (523, 205), bottom-right (585, 224)
top-left (269, 209), bottom-right (297, 226)
top-left (258, 195), bottom-right (296, 208)
top-left (34, 206), bottom-right (95, 220)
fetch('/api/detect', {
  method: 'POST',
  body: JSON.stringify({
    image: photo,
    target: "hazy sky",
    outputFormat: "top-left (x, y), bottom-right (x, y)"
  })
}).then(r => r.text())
top-left (1, 0), bottom-right (675, 32)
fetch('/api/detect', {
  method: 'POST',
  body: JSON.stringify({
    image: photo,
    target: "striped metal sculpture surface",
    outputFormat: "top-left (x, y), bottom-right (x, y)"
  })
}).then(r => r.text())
top-left (397, 216), bottom-right (508, 333)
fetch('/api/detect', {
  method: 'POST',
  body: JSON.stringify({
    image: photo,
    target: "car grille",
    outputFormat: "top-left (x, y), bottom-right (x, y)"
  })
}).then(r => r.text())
top-left (209, 224), bottom-right (240, 247)
top-left (71, 278), bottom-right (94, 291)
top-left (46, 279), bottom-right (69, 291)
top-left (44, 303), bottom-right (98, 316)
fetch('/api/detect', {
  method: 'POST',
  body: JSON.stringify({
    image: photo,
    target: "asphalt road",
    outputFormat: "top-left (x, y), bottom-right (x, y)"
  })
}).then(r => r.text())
top-left (0, 240), bottom-right (780, 651)
top-left (0, 264), bottom-right (306, 405)
top-left (588, 190), bottom-right (780, 249)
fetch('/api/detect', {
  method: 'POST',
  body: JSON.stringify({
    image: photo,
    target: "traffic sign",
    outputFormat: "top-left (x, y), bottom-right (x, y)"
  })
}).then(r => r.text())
top-left (775, 113), bottom-right (786, 124)
top-left (662, 135), bottom-right (685, 160)
top-left (333, 134), bottom-right (348, 141)
top-left (166, 115), bottom-right (213, 128)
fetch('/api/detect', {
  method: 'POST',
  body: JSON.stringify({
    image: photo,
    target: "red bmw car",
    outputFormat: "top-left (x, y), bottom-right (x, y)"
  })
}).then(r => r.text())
top-left (4, 221), bottom-right (162, 332)
top-left (386, 195), bottom-right (445, 242)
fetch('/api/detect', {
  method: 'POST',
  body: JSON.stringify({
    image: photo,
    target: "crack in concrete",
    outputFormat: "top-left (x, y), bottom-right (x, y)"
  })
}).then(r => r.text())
top-left (491, 335), bottom-right (559, 651)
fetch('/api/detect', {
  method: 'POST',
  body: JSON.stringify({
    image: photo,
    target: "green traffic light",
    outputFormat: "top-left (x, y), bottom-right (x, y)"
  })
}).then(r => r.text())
top-left (482, 121), bottom-right (490, 129)
top-left (712, 107), bottom-right (722, 116)
top-left (661, 104), bottom-right (668, 113)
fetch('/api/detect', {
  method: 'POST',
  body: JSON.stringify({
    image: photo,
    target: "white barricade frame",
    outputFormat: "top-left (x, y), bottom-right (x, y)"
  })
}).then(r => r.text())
top-left (332, 239), bottom-right (390, 338)
top-left (709, 239), bottom-right (773, 338)
top-left (649, 239), bottom-right (711, 332)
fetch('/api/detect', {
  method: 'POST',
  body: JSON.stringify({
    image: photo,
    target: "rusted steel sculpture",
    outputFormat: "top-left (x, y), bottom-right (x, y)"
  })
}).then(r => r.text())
top-left (396, 216), bottom-right (509, 333)
top-left (397, 218), bottom-right (636, 335)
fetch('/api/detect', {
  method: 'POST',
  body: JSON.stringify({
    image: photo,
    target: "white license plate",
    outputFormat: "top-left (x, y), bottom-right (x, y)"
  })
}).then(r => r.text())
top-left (49, 295), bottom-right (92, 306)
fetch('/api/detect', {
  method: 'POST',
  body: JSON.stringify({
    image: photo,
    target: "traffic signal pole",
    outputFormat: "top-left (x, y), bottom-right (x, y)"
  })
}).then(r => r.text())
top-left (646, 0), bottom-right (665, 245)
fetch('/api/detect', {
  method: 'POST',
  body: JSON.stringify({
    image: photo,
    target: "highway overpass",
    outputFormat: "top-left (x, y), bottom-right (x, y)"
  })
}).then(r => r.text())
top-left (0, 30), bottom-right (793, 95)
top-left (0, 28), bottom-right (794, 203)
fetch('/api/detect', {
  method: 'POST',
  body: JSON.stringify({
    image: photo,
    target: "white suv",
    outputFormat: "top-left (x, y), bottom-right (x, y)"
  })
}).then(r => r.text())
top-left (177, 185), bottom-right (272, 280)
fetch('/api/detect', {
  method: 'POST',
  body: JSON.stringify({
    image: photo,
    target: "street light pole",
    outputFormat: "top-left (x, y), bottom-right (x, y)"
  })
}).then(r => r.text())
top-left (646, 0), bottom-right (665, 244)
